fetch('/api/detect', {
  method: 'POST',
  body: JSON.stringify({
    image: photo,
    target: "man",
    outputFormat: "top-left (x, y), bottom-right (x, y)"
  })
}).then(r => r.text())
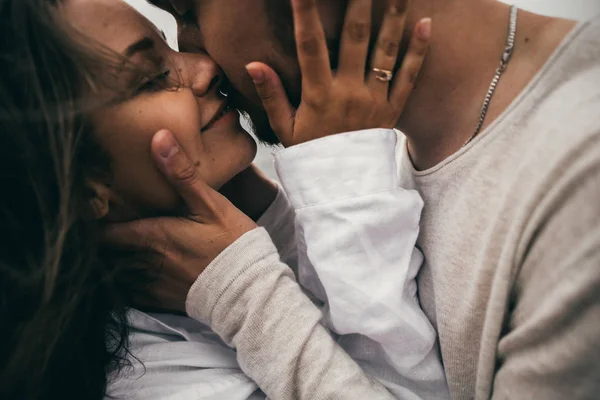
top-left (134, 0), bottom-right (600, 398)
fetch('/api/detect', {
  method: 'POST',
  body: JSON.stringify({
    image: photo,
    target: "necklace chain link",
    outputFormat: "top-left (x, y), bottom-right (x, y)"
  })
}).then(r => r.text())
top-left (464, 5), bottom-right (518, 147)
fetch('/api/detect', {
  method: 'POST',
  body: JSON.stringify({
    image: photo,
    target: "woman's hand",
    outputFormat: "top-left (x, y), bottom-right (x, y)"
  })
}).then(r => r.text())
top-left (245, 0), bottom-right (431, 147)
top-left (104, 130), bottom-right (257, 313)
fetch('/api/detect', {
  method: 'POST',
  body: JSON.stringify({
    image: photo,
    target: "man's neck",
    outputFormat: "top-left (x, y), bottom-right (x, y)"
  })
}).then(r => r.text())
top-left (397, 0), bottom-right (576, 170)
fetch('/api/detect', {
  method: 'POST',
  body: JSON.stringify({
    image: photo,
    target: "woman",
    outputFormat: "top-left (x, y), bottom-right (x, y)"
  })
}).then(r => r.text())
top-left (1, 0), bottom-right (256, 397)
top-left (0, 0), bottom-right (433, 398)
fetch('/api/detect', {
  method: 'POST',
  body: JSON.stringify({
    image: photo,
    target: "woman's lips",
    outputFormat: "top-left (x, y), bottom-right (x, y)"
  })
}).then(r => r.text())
top-left (201, 105), bottom-right (238, 133)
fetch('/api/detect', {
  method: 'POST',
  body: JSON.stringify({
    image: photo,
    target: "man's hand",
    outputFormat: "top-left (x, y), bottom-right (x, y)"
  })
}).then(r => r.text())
top-left (104, 130), bottom-right (257, 313)
top-left (245, 0), bottom-right (431, 147)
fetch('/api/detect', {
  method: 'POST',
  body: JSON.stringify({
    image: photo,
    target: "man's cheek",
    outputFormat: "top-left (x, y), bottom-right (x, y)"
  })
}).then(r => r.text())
top-left (224, 64), bottom-right (264, 107)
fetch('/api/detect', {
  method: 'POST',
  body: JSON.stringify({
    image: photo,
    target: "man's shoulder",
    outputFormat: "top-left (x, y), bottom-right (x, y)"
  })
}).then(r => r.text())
top-left (531, 18), bottom-right (600, 131)
top-left (513, 18), bottom-right (600, 181)
top-left (509, 24), bottom-right (600, 268)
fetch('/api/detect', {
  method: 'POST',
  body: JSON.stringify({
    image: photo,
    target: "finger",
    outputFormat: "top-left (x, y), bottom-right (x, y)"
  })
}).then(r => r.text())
top-left (134, 272), bottom-right (189, 314)
top-left (246, 62), bottom-right (295, 144)
top-left (290, 0), bottom-right (333, 94)
top-left (367, 0), bottom-right (409, 95)
top-left (151, 130), bottom-right (218, 220)
top-left (101, 220), bottom-right (164, 251)
top-left (390, 17), bottom-right (431, 111)
top-left (337, 0), bottom-right (372, 80)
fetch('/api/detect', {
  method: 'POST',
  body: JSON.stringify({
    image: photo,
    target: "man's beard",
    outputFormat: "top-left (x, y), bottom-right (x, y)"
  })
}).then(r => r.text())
top-left (239, 105), bottom-right (280, 146)
top-left (228, 81), bottom-right (295, 146)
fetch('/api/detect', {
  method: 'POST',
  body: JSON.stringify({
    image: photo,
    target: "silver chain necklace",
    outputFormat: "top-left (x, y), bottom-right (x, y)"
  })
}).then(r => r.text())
top-left (464, 5), bottom-right (518, 147)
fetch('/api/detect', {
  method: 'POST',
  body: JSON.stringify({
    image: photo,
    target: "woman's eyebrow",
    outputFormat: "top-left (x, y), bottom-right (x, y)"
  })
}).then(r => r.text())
top-left (124, 37), bottom-right (155, 58)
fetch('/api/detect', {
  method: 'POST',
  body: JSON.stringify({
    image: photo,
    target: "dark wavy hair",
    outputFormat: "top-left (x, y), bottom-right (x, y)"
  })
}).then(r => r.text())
top-left (0, 0), bottom-right (144, 398)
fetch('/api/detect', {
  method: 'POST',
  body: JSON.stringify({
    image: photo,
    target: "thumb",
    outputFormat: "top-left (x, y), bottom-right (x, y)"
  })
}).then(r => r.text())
top-left (246, 62), bottom-right (295, 144)
top-left (151, 129), bottom-right (217, 220)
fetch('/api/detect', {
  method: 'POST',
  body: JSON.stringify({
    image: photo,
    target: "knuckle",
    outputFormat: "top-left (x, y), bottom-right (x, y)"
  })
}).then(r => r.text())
top-left (411, 43), bottom-right (428, 57)
top-left (297, 35), bottom-right (322, 57)
top-left (304, 95), bottom-right (324, 110)
top-left (402, 65), bottom-right (419, 84)
top-left (172, 161), bottom-right (197, 187)
top-left (259, 87), bottom-right (276, 102)
top-left (392, 0), bottom-right (408, 14)
top-left (142, 226), bottom-right (165, 253)
top-left (129, 224), bottom-right (155, 250)
top-left (343, 92), bottom-right (369, 114)
top-left (158, 241), bottom-right (173, 261)
top-left (304, 88), bottom-right (328, 109)
top-left (155, 220), bottom-right (170, 240)
top-left (408, 70), bottom-right (418, 84)
top-left (344, 97), bottom-right (359, 112)
top-left (141, 236), bottom-right (155, 252)
top-left (379, 38), bottom-right (400, 57)
top-left (346, 21), bottom-right (370, 43)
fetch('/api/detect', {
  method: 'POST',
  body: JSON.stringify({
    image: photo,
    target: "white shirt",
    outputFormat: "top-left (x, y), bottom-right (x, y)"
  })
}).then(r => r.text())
top-left (107, 129), bottom-right (448, 399)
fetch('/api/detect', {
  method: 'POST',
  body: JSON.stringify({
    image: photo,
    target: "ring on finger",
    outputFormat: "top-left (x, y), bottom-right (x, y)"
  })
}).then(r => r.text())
top-left (372, 68), bottom-right (394, 82)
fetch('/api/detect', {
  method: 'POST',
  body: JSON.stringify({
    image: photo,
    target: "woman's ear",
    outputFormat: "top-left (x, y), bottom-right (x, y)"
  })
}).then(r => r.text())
top-left (86, 179), bottom-right (112, 220)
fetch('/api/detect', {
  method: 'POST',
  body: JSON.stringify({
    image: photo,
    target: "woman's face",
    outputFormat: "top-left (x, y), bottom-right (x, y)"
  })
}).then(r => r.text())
top-left (61, 0), bottom-right (257, 218)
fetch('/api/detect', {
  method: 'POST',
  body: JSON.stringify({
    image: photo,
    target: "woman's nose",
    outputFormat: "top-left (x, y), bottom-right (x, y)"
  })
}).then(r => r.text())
top-left (180, 53), bottom-right (223, 97)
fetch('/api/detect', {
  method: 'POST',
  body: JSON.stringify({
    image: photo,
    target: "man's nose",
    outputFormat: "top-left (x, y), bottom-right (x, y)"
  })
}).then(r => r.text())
top-left (178, 24), bottom-right (204, 53)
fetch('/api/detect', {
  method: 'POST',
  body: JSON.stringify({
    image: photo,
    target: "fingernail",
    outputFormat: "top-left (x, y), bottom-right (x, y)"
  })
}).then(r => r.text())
top-left (155, 130), bottom-right (180, 160)
top-left (246, 64), bottom-right (265, 85)
top-left (418, 18), bottom-right (432, 40)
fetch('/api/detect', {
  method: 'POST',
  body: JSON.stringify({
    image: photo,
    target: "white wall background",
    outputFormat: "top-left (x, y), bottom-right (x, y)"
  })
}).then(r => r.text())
top-left (124, 0), bottom-right (600, 178)
top-left (124, 0), bottom-right (178, 49)
top-left (506, 0), bottom-right (600, 20)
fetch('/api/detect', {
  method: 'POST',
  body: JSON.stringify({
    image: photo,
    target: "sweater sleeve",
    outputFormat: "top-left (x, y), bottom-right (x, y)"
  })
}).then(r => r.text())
top-left (185, 227), bottom-right (394, 400)
top-left (491, 141), bottom-right (600, 400)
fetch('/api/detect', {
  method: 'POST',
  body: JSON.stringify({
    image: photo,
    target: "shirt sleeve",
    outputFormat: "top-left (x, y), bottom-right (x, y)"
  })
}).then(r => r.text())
top-left (490, 145), bottom-right (600, 400)
top-left (186, 227), bottom-right (395, 400)
top-left (274, 129), bottom-right (449, 399)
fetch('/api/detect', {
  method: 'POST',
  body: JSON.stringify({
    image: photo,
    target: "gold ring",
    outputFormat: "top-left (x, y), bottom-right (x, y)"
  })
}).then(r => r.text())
top-left (372, 68), bottom-right (394, 82)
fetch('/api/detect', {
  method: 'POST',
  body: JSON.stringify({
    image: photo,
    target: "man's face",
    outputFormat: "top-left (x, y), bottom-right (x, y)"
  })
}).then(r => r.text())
top-left (150, 0), bottom-right (303, 144)
top-left (149, 1), bottom-right (402, 143)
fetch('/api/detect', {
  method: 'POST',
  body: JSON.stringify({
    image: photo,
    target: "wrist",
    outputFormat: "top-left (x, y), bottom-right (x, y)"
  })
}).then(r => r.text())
top-left (275, 128), bottom-right (399, 209)
top-left (186, 227), bottom-right (281, 323)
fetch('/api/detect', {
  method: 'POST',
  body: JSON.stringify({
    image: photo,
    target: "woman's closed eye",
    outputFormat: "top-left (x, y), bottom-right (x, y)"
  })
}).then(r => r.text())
top-left (135, 69), bottom-right (172, 94)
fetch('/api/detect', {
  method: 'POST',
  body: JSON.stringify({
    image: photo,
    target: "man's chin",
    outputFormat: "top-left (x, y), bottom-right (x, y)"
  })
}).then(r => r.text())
top-left (240, 109), bottom-right (281, 146)
top-left (228, 86), bottom-right (282, 145)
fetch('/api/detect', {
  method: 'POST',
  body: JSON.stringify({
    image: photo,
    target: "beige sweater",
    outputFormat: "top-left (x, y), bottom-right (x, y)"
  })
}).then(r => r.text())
top-left (398, 18), bottom-right (600, 399)
top-left (187, 17), bottom-right (600, 400)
